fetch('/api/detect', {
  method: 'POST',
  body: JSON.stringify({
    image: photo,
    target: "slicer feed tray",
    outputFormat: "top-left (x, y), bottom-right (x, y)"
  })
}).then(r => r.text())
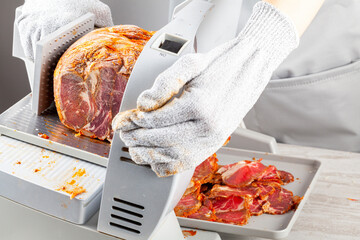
top-left (0, 94), bottom-right (109, 167)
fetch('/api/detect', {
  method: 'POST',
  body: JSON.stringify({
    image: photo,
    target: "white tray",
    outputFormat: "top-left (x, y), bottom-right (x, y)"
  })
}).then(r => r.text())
top-left (178, 147), bottom-right (322, 239)
top-left (0, 136), bottom-right (106, 224)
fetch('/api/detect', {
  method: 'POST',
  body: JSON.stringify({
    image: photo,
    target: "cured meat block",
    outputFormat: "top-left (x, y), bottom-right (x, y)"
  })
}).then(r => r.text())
top-left (54, 25), bottom-right (154, 140)
top-left (218, 160), bottom-right (267, 187)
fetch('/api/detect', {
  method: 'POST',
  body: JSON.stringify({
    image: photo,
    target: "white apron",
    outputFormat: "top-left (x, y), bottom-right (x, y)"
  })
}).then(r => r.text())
top-left (244, 0), bottom-right (360, 152)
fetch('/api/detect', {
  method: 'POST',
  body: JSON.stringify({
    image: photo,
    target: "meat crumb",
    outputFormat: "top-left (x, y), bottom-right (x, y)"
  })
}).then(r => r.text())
top-left (182, 230), bottom-right (197, 238)
top-left (72, 168), bottom-right (86, 178)
top-left (38, 133), bottom-right (49, 139)
top-left (34, 168), bottom-right (41, 173)
top-left (15, 161), bottom-right (21, 165)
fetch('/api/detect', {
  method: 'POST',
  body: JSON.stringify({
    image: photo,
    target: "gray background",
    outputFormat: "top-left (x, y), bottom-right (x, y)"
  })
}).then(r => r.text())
top-left (0, 0), bottom-right (28, 113)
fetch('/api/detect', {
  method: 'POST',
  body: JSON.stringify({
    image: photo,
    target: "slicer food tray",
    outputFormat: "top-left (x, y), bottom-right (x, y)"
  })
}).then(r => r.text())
top-left (178, 147), bottom-right (322, 239)
top-left (0, 135), bottom-right (106, 224)
top-left (0, 94), bottom-right (109, 167)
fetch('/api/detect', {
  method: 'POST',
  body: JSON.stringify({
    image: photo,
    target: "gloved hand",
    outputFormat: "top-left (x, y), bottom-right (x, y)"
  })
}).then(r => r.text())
top-left (112, 2), bottom-right (299, 177)
top-left (16, 0), bottom-right (113, 61)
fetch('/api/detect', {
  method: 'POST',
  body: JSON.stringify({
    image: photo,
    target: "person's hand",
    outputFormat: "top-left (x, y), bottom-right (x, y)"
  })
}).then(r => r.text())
top-left (16, 0), bottom-right (113, 61)
top-left (112, 2), bottom-right (299, 177)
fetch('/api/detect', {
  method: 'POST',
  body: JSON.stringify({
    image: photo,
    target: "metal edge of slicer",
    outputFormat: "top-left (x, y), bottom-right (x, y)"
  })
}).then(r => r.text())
top-left (97, 1), bottom-right (214, 240)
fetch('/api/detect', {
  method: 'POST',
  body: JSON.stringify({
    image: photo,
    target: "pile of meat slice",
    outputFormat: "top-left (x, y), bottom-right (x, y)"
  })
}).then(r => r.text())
top-left (175, 154), bottom-right (302, 225)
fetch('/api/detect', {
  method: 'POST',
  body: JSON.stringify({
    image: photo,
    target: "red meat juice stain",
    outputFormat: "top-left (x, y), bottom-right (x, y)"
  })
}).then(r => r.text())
top-left (347, 198), bottom-right (359, 202)
top-left (182, 230), bottom-right (197, 238)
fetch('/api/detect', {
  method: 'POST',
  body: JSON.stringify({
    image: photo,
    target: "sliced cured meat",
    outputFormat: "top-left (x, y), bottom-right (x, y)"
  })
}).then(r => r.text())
top-left (188, 206), bottom-right (216, 221)
top-left (263, 187), bottom-right (294, 215)
top-left (54, 25), bottom-right (154, 140)
top-left (174, 192), bottom-right (202, 217)
top-left (184, 154), bottom-right (218, 195)
top-left (205, 196), bottom-right (247, 213)
top-left (209, 173), bottom-right (223, 185)
top-left (183, 180), bottom-right (201, 196)
top-left (251, 182), bottom-right (276, 200)
top-left (176, 152), bottom-right (302, 226)
top-left (208, 185), bottom-right (260, 199)
top-left (257, 165), bottom-right (283, 184)
top-left (192, 154), bottom-right (219, 183)
top-left (249, 197), bottom-right (267, 216)
top-left (215, 210), bottom-right (250, 225)
top-left (218, 160), bottom-right (267, 187)
top-left (291, 195), bottom-right (303, 210)
top-left (278, 170), bottom-right (295, 185)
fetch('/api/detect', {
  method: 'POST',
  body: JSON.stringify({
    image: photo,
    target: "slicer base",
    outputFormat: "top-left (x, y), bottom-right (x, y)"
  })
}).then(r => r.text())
top-left (0, 196), bottom-right (221, 240)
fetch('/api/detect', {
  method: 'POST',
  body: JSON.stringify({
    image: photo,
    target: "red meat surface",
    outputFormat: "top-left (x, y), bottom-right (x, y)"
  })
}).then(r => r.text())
top-left (252, 182), bottom-right (277, 200)
top-left (258, 165), bottom-right (283, 184)
top-left (208, 185), bottom-right (260, 199)
top-left (174, 192), bottom-right (202, 217)
top-left (215, 210), bottom-right (251, 225)
top-left (188, 206), bottom-right (215, 221)
top-left (278, 170), bottom-right (295, 185)
top-left (249, 197), bottom-right (267, 216)
top-left (54, 25), bottom-right (154, 141)
top-left (263, 187), bottom-right (294, 215)
top-left (176, 154), bottom-right (302, 226)
top-left (184, 154), bottom-right (219, 195)
top-left (193, 154), bottom-right (219, 183)
top-left (205, 196), bottom-right (247, 213)
top-left (218, 160), bottom-right (267, 187)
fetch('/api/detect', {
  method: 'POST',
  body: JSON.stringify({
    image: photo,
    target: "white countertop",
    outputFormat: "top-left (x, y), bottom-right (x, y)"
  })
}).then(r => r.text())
top-left (222, 144), bottom-right (360, 240)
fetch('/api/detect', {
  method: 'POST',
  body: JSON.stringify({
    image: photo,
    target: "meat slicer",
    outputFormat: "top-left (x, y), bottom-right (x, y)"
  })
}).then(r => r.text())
top-left (0, 0), bottom-right (279, 239)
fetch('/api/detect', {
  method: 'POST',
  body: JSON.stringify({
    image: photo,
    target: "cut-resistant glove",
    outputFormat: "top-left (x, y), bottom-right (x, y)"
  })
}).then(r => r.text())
top-left (112, 2), bottom-right (299, 177)
top-left (16, 0), bottom-right (113, 61)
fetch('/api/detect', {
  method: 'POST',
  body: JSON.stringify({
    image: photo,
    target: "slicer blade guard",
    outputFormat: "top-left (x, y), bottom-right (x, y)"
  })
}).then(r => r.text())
top-left (97, 1), bottom-right (214, 239)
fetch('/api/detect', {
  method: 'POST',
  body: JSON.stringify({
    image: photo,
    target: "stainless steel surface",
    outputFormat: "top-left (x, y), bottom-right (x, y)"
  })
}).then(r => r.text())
top-left (98, 1), bottom-right (213, 239)
top-left (0, 135), bottom-right (106, 224)
top-left (178, 147), bottom-right (322, 239)
top-left (0, 94), bottom-right (109, 167)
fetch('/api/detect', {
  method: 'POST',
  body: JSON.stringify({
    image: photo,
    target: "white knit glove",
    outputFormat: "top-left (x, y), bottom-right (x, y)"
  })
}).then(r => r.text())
top-left (16, 0), bottom-right (113, 61)
top-left (112, 2), bottom-right (299, 177)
